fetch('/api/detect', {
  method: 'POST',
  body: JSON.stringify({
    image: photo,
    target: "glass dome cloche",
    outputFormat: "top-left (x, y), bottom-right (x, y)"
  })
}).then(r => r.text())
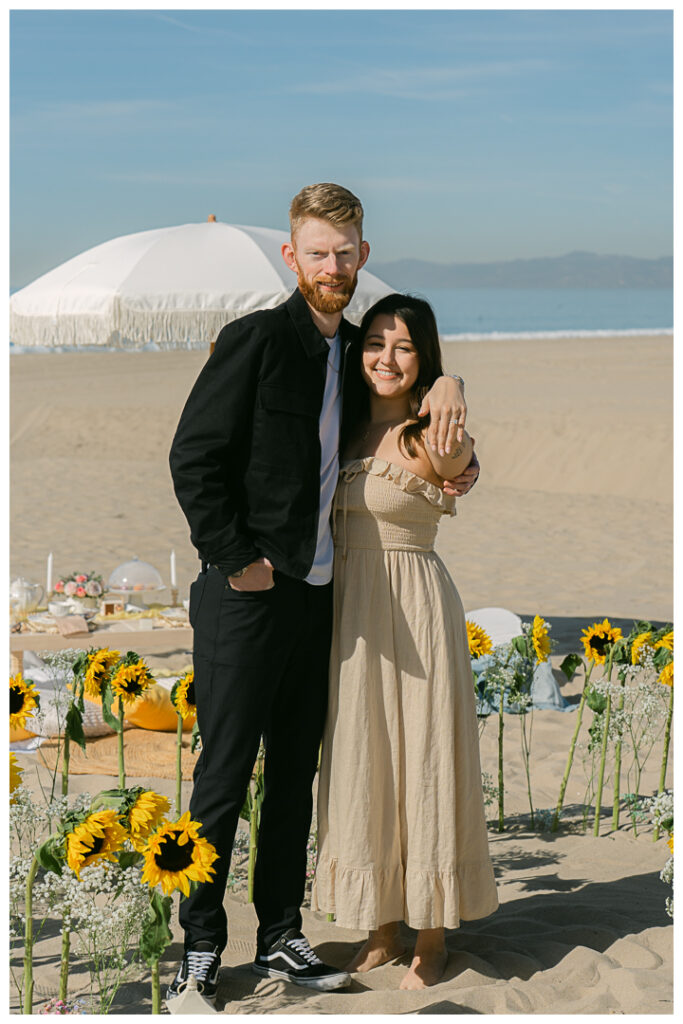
top-left (107, 557), bottom-right (165, 595)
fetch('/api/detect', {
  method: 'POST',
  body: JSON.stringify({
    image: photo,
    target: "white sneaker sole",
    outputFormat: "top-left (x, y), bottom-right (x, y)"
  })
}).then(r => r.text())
top-left (252, 963), bottom-right (351, 991)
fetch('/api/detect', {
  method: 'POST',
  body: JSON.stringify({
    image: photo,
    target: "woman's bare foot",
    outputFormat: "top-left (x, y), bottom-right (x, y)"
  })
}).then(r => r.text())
top-left (399, 927), bottom-right (447, 990)
top-left (347, 922), bottom-right (404, 972)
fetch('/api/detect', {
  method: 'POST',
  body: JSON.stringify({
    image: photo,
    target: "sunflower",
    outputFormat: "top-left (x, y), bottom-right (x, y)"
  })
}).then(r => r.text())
top-left (10, 673), bottom-right (39, 730)
top-left (466, 621), bottom-right (493, 660)
top-left (531, 615), bottom-right (552, 663)
top-left (65, 809), bottom-right (128, 878)
top-left (83, 648), bottom-right (121, 698)
top-left (580, 619), bottom-right (623, 665)
top-left (127, 790), bottom-right (171, 852)
top-left (668, 834), bottom-right (673, 856)
top-left (10, 753), bottom-right (23, 800)
top-left (141, 812), bottom-right (219, 897)
top-left (659, 661), bottom-right (673, 688)
top-left (110, 659), bottom-right (154, 705)
top-left (656, 631), bottom-right (674, 652)
top-left (171, 671), bottom-right (196, 723)
top-left (630, 631), bottom-right (654, 665)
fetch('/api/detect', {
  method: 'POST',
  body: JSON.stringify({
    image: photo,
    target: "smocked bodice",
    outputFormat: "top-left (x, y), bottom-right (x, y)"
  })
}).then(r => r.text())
top-left (332, 457), bottom-right (455, 557)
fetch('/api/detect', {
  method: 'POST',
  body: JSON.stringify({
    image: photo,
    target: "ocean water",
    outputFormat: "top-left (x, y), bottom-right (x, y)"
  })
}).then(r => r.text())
top-left (416, 287), bottom-right (673, 340)
top-left (9, 286), bottom-right (673, 352)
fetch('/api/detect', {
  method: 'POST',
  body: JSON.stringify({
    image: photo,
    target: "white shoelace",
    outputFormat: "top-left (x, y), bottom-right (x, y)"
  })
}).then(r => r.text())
top-left (185, 949), bottom-right (217, 981)
top-left (286, 936), bottom-right (323, 966)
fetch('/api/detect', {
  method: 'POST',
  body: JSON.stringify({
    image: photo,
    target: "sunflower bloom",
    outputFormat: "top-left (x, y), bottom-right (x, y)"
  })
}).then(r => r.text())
top-left (83, 648), bottom-right (121, 698)
top-left (580, 619), bottom-right (623, 665)
top-left (10, 674), bottom-right (39, 730)
top-left (141, 812), bottom-right (219, 897)
top-left (171, 671), bottom-right (196, 723)
top-left (111, 660), bottom-right (154, 705)
top-left (656, 631), bottom-right (674, 652)
top-left (65, 809), bottom-right (128, 878)
top-left (630, 631), bottom-right (654, 665)
top-left (668, 834), bottom-right (673, 855)
top-left (659, 661), bottom-right (673, 688)
top-left (466, 621), bottom-right (493, 660)
top-left (127, 790), bottom-right (171, 852)
top-left (531, 615), bottom-right (552, 663)
top-left (10, 753), bottom-right (23, 800)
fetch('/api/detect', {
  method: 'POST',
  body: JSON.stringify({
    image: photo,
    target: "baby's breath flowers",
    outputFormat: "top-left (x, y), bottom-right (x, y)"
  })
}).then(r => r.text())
top-left (631, 631), bottom-right (654, 665)
top-left (10, 673), bottom-right (39, 730)
top-left (467, 621), bottom-right (492, 659)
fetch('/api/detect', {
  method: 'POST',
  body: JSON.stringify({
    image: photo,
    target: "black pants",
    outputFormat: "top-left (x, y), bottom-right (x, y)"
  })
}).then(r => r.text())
top-left (178, 566), bottom-right (333, 954)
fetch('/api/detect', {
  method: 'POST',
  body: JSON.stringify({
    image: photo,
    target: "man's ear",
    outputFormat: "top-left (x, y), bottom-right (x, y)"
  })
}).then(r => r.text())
top-left (281, 241), bottom-right (298, 273)
top-left (358, 240), bottom-right (370, 271)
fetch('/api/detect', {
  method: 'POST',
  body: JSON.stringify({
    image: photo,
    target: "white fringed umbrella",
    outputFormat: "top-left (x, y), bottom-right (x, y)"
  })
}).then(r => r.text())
top-left (10, 219), bottom-right (393, 350)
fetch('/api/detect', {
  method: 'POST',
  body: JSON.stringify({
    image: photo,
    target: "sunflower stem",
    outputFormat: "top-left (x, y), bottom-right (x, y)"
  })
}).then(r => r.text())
top-left (247, 790), bottom-right (259, 903)
top-left (23, 855), bottom-right (39, 1014)
top-left (497, 676), bottom-right (505, 832)
top-left (519, 706), bottom-right (534, 829)
top-left (61, 732), bottom-right (70, 798)
top-left (59, 924), bottom-right (70, 1003)
top-left (654, 684), bottom-right (674, 842)
top-left (593, 648), bottom-right (615, 837)
top-left (150, 958), bottom-right (161, 1015)
top-left (176, 714), bottom-right (183, 818)
top-left (117, 698), bottom-right (125, 789)
top-left (552, 660), bottom-right (594, 832)
top-left (611, 675), bottom-right (626, 832)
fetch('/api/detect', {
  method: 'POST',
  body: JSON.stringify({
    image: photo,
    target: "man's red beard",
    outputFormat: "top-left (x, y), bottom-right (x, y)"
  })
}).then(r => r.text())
top-left (296, 270), bottom-right (358, 314)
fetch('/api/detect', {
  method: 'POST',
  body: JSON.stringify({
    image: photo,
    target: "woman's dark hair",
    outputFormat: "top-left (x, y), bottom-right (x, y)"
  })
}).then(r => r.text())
top-left (342, 293), bottom-right (445, 458)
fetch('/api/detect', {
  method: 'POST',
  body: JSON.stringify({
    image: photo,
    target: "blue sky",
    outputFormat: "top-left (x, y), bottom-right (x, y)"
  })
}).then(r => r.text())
top-left (10, 8), bottom-right (673, 290)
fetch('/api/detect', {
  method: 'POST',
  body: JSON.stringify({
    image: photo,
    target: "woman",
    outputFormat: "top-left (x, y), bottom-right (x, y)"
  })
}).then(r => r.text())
top-left (313, 294), bottom-right (498, 990)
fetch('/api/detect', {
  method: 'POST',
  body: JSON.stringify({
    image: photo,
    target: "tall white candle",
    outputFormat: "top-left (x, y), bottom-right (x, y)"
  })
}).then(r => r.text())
top-left (46, 552), bottom-right (53, 595)
top-left (170, 550), bottom-right (177, 587)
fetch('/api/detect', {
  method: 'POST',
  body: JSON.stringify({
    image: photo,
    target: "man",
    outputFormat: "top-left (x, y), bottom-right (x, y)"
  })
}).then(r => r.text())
top-left (168, 183), bottom-right (477, 1003)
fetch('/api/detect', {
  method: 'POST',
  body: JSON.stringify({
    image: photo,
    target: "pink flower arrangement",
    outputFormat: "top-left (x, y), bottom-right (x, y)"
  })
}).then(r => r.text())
top-left (53, 571), bottom-right (104, 599)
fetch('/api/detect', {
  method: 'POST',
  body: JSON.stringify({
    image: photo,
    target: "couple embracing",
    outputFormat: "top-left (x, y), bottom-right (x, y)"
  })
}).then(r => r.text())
top-left (168, 183), bottom-right (498, 1004)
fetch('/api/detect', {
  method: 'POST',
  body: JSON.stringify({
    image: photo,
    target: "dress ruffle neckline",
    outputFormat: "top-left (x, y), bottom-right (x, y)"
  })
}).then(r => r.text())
top-left (340, 457), bottom-right (455, 514)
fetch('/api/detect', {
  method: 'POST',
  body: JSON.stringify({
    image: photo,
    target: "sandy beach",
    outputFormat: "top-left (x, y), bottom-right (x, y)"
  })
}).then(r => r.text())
top-left (10, 332), bottom-right (673, 1014)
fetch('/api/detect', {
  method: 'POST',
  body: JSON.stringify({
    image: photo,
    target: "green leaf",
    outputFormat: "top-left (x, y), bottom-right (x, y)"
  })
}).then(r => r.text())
top-left (239, 789), bottom-right (252, 823)
top-left (118, 850), bottom-right (144, 870)
top-left (190, 720), bottom-right (201, 754)
top-left (139, 890), bottom-right (173, 966)
top-left (100, 680), bottom-right (122, 733)
top-left (560, 653), bottom-right (583, 681)
top-left (511, 636), bottom-right (527, 657)
top-left (586, 686), bottom-right (607, 714)
top-left (65, 702), bottom-right (87, 751)
top-left (35, 837), bottom-right (64, 876)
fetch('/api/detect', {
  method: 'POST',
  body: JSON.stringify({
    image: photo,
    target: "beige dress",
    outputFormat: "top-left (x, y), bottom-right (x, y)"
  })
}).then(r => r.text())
top-left (313, 457), bottom-right (499, 931)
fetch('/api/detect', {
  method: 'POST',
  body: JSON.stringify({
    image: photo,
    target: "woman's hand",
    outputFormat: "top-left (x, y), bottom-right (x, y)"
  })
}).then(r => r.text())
top-left (417, 376), bottom-right (467, 454)
top-left (228, 557), bottom-right (275, 591)
top-left (442, 443), bottom-right (480, 497)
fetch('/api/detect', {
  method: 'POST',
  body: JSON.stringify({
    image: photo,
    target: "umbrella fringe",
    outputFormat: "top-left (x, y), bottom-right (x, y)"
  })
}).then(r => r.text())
top-left (9, 308), bottom-right (269, 350)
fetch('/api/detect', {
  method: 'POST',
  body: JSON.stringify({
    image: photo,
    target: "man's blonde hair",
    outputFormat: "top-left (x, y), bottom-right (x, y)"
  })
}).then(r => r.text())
top-left (289, 183), bottom-right (364, 240)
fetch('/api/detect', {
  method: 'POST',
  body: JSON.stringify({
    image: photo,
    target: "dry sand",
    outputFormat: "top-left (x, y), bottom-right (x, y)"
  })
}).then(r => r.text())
top-left (9, 333), bottom-right (673, 1014)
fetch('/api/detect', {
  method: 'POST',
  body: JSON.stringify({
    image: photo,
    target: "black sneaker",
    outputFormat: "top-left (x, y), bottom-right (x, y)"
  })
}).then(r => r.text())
top-left (166, 941), bottom-right (221, 1004)
top-left (253, 928), bottom-right (351, 991)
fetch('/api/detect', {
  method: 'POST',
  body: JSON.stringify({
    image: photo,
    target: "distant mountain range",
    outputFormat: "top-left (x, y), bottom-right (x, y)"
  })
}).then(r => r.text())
top-left (370, 251), bottom-right (672, 289)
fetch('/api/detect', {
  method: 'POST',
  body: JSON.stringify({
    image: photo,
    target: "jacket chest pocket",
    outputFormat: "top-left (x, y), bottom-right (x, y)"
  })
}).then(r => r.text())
top-left (253, 384), bottom-right (320, 469)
